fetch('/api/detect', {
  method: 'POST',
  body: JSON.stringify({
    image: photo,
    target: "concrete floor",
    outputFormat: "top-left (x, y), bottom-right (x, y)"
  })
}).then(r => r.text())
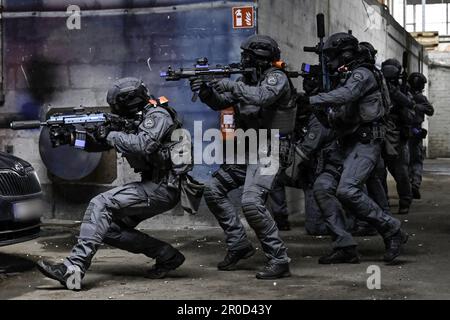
top-left (1, 160), bottom-right (450, 300)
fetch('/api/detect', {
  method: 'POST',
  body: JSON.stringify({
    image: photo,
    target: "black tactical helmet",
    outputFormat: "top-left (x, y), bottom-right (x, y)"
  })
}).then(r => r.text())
top-left (107, 77), bottom-right (150, 116)
top-left (381, 59), bottom-right (402, 79)
top-left (323, 33), bottom-right (359, 72)
top-left (323, 33), bottom-right (359, 58)
top-left (408, 72), bottom-right (427, 91)
top-left (360, 42), bottom-right (377, 56)
top-left (359, 41), bottom-right (378, 63)
top-left (240, 35), bottom-right (281, 61)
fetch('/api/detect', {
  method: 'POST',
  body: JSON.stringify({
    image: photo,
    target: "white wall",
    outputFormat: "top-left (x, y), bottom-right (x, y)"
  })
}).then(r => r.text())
top-left (428, 51), bottom-right (450, 158)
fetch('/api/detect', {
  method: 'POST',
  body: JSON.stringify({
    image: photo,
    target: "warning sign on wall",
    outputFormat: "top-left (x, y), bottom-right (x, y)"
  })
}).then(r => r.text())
top-left (232, 6), bottom-right (255, 29)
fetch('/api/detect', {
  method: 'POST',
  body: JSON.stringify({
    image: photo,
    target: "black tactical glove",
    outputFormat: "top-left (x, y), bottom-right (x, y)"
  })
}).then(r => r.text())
top-left (189, 78), bottom-right (207, 93)
top-left (415, 103), bottom-right (431, 113)
top-left (296, 92), bottom-right (311, 107)
top-left (95, 124), bottom-right (111, 141)
top-left (84, 129), bottom-right (112, 152)
top-left (210, 79), bottom-right (236, 94)
top-left (303, 78), bottom-right (319, 96)
top-left (49, 126), bottom-right (75, 148)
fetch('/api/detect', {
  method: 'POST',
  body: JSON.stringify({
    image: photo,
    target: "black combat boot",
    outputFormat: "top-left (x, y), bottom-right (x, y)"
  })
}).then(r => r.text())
top-left (36, 260), bottom-right (82, 291)
top-left (398, 206), bottom-right (410, 215)
top-left (275, 216), bottom-right (291, 231)
top-left (384, 229), bottom-right (409, 263)
top-left (318, 246), bottom-right (360, 265)
top-left (256, 262), bottom-right (291, 280)
top-left (217, 245), bottom-right (256, 271)
top-left (412, 187), bottom-right (421, 200)
top-left (398, 199), bottom-right (411, 215)
top-left (147, 250), bottom-right (185, 279)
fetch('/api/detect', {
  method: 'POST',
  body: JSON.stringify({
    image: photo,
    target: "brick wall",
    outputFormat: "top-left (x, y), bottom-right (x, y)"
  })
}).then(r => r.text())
top-left (428, 51), bottom-right (450, 158)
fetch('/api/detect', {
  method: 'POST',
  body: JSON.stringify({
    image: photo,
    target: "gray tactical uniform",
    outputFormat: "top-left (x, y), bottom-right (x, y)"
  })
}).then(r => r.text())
top-left (294, 114), bottom-right (334, 235)
top-left (313, 141), bottom-right (356, 248)
top-left (409, 92), bottom-right (434, 191)
top-left (267, 180), bottom-right (289, 223)
top-left (200, 68), bottom-right (292, 265)
top-left (384, 83), bottom-right (416, 209)
top-left (310, 66), bottom-right (401, 243)
top-left (269, 113), bottom-right (332, 235)
top-left (64, 105), bottom-right (182, 274)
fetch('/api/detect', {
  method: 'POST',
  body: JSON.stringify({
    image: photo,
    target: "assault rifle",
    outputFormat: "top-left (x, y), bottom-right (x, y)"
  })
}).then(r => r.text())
top-left (161, 57), bottom-right (303, 102)
top-left (302, 13), bottom-right (331, 93)
top-left (401, 51), bottom-right (409, 94)
top-left (161, 57), bottom-right (258, 102)
top-left (10, 106), bottom-right (140, 150)
top-left (300, 13), bottom-right (334, 128)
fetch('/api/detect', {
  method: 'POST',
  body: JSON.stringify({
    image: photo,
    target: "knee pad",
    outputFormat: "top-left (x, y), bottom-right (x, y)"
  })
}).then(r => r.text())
top-left (336, 180), bottom-right (359, 203)
top-left (242, 191), bottom-right (269, 228)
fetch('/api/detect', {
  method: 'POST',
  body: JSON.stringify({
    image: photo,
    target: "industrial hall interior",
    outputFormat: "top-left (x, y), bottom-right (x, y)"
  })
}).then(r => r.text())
top-left (0, 0), bottom-right (450, 301)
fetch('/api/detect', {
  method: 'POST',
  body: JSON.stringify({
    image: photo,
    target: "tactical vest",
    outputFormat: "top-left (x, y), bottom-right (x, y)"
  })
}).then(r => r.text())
top-left (235, 68), bottom-right (297, 136)
top-left (260, 68), bottom-right (298, 135)
top-left (145, 105), bottom-right (193, 178)
top-left (329, 66), bottom-right (385, 133)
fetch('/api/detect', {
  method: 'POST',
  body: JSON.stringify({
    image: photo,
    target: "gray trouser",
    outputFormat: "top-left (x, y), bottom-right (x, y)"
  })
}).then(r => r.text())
top-left (304, 187), bottom-right (328, 235)
top-left (203, 164), bottom-right (290, 265)
top-left (367, 157), bottom-right (391, 214)
top-left (268, 179), bottom-right (289, 219)
top-left (269, 174), bottom-right (327, 235)
top-left (386, 141), bottom-right (413, 208)
top-left (351, 157), bottom-right (391, 231)
top-left (314, 171), bottom-right (357, 249)
top-left (64, 180), bottom-right (181, 274)
top-left (409, 137), bottom-right (424, 190)
top-left (338, 141), bottom-right (401, 238)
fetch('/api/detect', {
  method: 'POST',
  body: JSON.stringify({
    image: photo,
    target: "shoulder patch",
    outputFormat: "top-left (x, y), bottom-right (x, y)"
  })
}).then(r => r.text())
top-left (267, 74), bottom-right (278, 86)
top-left (308, 132), bottom-right (316, 140)
top-left (352, 71), bottom-right (365, 81)
top-left (143, 116), bottom-right (156, 129)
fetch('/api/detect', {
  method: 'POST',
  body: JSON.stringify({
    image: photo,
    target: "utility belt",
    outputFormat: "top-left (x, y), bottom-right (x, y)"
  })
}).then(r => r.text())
top-left (354, 122), bottom-right (386, 144)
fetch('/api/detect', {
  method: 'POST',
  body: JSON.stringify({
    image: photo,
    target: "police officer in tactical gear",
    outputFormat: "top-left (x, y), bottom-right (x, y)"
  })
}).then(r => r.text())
top-left (269, 81), bottom-right (333, 235)
top-left (304, 33), bottom-right (408, 264)
top-left (37, 77), bottom-right (187, 290)
top-left (408, 72), bottom-right (434, 199)
top-left (282, 79), bottom-right (335, 236)
top-left (349, 41), bottom-right (391, 237)
top-left (382, 59), bottom-right (415, 214)
top-left (190, 35), bottom-right (293, 279)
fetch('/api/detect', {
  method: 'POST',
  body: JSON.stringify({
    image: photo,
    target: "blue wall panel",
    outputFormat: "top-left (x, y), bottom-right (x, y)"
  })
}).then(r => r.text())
top-left (2, 1), bottom-right (256, 180)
